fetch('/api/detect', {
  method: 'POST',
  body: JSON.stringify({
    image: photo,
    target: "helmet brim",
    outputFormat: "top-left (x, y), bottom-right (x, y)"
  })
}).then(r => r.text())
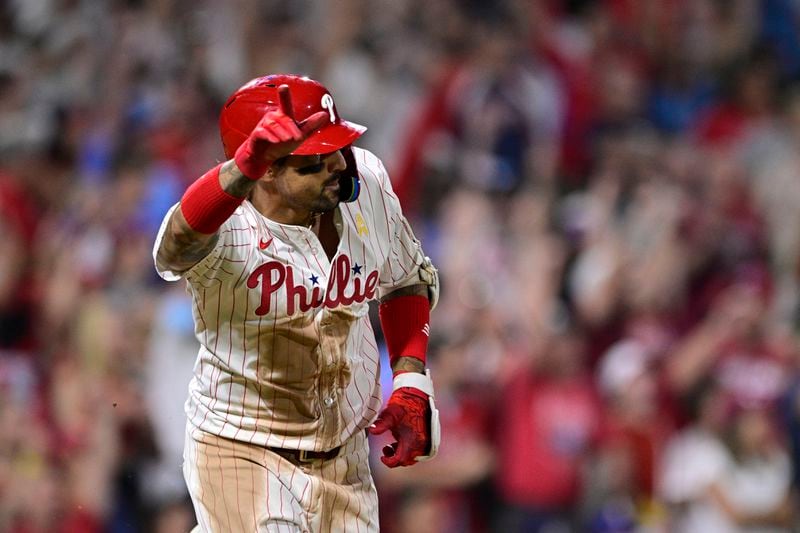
top-left (291, 120), bottom-right (367, 156)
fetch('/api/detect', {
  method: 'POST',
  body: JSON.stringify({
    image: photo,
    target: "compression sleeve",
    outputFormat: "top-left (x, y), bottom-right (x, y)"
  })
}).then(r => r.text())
top-left (179, 164), bottom-right (245, 234)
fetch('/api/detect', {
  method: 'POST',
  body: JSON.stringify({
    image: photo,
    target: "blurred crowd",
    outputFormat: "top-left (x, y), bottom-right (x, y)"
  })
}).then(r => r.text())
top-left (1, 0), bottom-right (800, 532)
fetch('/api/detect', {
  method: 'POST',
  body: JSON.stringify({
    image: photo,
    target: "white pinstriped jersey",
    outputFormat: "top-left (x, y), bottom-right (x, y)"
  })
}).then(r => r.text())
top-left (153, 147), bottom-right (425, 453)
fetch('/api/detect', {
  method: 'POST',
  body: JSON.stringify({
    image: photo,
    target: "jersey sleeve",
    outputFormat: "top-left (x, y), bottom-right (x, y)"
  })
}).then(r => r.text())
top-left (152, 202), bottom-right (240, 282)
top-left (373, 160), bottom-right (428, 299)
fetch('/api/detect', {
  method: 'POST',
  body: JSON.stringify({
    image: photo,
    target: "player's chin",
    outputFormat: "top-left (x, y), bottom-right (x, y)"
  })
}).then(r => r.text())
top-left (314, 189), bottom-right (340, 212)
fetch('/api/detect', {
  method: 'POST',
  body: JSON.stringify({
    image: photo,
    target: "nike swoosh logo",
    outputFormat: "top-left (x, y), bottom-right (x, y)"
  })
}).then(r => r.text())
top-left (259, 237), bottom-right (273, 250)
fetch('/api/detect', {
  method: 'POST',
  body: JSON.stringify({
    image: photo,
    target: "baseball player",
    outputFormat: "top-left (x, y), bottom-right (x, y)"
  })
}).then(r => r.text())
top-left (152, 74), bottom-right (440, 532)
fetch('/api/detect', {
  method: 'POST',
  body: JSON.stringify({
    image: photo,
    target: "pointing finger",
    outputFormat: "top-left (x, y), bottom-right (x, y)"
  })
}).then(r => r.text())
top-left (278, 84), bottom-right (294, 119)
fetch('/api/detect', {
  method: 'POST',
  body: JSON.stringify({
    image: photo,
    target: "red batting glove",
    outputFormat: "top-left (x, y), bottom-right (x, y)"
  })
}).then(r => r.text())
top-left (234, 84), bottom-right (330, 180)
top-left (368, 387), bottom-right (431, 467)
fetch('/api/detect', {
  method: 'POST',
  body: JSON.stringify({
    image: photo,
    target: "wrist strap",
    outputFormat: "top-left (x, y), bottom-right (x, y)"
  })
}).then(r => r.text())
top-left (234, 139), bottom-right (274, 180)
top-left (392, 369), bottom-right (434, 398)
top-left (180, 164), bottom-right (244, 234)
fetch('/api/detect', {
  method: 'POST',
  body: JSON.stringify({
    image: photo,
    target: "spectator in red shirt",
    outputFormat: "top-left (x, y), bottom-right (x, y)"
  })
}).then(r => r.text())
top-left (494, 325), bottom-right (601, 531)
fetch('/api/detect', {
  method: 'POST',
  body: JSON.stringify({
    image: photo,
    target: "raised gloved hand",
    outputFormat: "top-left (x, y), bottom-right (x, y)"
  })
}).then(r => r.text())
top-left (234, 84), bottom-right (329, 180)
top-left (368, 371), bottom-right (440, 467)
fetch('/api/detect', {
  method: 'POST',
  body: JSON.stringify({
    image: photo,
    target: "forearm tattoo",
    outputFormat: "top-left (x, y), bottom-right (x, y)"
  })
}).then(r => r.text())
top-left (219, 160), bottom-right (257, 198)
top-left (157, 160), bottom-right (257, 273)
top-left (157, 211), bottom-right (220, 273)
top-left (391, 356), bottom-right (425, 375)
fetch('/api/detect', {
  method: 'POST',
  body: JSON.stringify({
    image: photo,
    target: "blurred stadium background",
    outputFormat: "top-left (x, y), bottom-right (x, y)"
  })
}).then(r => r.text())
top-left (1, 0), bottom-right (800, 531)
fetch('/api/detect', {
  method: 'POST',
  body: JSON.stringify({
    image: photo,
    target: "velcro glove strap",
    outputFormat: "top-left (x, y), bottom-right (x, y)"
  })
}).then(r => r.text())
top-left (392, 370), bottom-right (440, 462)
top-left (415, 393), bottom-right (440, 462)
top-left (393, 369), bottom-right (435, 397)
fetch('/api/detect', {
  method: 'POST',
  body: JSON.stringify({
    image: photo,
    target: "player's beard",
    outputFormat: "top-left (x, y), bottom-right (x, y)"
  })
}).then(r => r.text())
top-left (312, 176), bottom-right (341, 212)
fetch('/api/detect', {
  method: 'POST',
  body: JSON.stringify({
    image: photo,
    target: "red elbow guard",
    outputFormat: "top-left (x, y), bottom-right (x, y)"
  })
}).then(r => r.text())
top-left (378, 294), bottom-right (431, 370)
top-left (180, 164), bottom-right (244, 234)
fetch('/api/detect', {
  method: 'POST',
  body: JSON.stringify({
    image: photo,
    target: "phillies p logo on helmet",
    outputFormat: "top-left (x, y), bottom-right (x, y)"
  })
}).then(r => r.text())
top-left (321, 94), bottom-right (337, 123)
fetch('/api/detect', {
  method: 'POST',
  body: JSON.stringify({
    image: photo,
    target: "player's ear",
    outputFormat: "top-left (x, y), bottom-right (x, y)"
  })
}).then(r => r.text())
top-left (261, 166), bottom-right (277, 182)
top-left (261, 156), bottom-right (287, 182)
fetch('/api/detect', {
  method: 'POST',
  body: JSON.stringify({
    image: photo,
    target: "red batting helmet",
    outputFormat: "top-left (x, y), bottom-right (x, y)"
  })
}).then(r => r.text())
top-left (219, 74), bottom-right (367, 159)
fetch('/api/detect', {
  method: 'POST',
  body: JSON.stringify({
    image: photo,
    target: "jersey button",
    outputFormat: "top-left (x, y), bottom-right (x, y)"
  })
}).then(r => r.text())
top-left (311, 247), bottom-right (319, 255)
top-left (323, 397), bottom-right (335, 407)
